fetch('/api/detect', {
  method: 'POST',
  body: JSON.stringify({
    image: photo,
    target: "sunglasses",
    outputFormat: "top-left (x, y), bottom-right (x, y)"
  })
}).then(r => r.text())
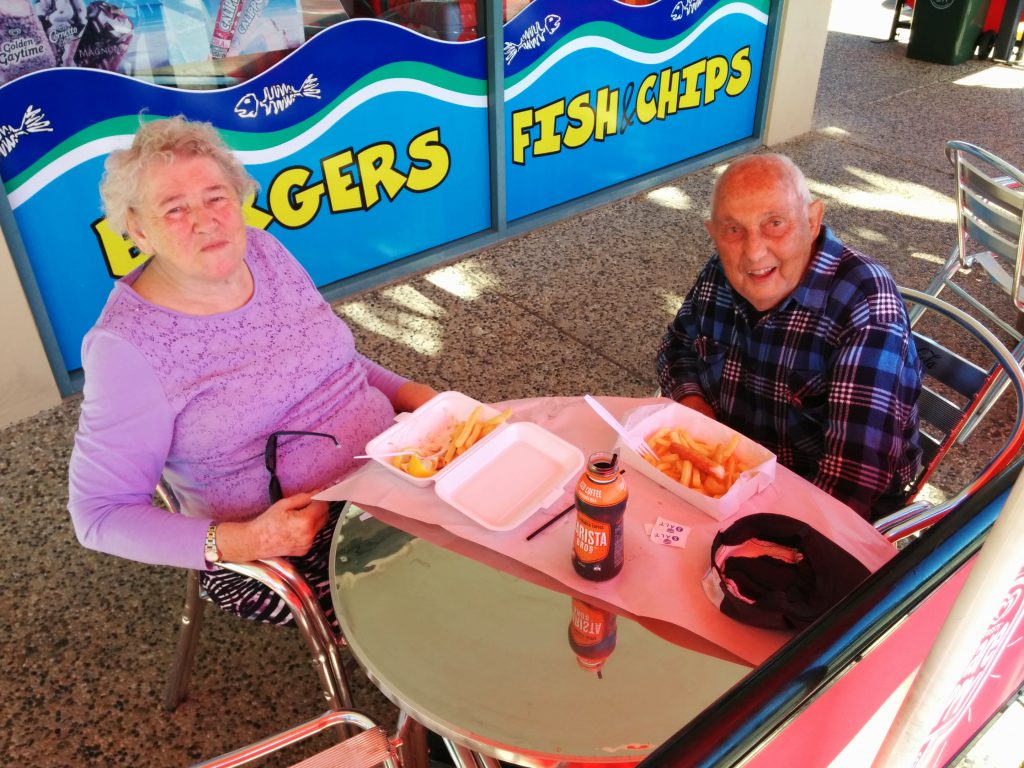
top-left (264, 430), bottom-right (339, 503)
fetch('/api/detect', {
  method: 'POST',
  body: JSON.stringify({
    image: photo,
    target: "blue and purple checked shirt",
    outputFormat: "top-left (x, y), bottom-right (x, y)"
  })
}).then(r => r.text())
top-left (656, 226), bottom-right (922, 520)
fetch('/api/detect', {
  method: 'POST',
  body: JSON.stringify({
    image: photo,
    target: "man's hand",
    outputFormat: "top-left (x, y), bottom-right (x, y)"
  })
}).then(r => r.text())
top-left (680, 394), bottom-right (717, 421)
top-left (215, 492), bottom-right (329, 562)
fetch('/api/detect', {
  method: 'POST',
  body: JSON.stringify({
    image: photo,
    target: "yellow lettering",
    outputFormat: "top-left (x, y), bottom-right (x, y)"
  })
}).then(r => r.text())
top-left (636, 72), bottom-right (658, 124)
top-left (511, 107), bottom-right (535, 165)
top-left (406, 127), bottom-right (450, 192)
top-left (321, 150), bottom-right (364, 214)
top-left (356, 142), bottom-right (407, 210)
top-left (704, 56), bottom-right (729, 105)
top-left (679, 58), bottom-right (705, 110)
top-left (269, 166), bottom-right (324, 228)
top-left (242, 193), bottom-right (274, 230)
top-left (563, 91), bottom-right (595, 149)
top-left (533, 100), bottom-right (565, 157)
top-left (727, 46), bottom-right (752, 97)
top-left (594, 86), bottom-right (618, 140)
top-left (92, 218), bottom-right (149, 278)
top-left (657, 67), bottom-right (680, 119)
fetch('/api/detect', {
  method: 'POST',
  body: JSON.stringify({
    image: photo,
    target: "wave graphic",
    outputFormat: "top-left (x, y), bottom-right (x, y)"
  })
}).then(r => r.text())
top-left (505, 2), bottom-right (769, 101)
top-left (8, 76), bottom-right (486, 210)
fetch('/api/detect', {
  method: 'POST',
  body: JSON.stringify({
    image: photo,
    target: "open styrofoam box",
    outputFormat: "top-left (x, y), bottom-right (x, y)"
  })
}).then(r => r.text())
top-left (434, 422), bottom-right (584, 531)
top-left (617, 401), bottom-right (776, 520)
top-left (363, 391), bottom-right (508, 487)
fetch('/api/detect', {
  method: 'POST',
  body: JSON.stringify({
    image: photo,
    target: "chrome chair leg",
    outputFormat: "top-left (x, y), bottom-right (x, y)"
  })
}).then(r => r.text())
top-left (163, 569), bottom-right (206, 711)
top-left (396, 713), bottom-right (431, 768)
top-left (221, 559), bottom-right (352, 711)
top-left (957, 341), bottom-right (1024, 443)
top-left (260, 557), bottom-right (352, 709)
top-left (444, 739), bottom-right (485, 768)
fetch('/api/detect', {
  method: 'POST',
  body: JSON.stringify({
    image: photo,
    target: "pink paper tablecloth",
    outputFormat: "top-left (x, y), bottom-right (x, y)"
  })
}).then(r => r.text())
top-left (317, 395), bottom-right (897, 665)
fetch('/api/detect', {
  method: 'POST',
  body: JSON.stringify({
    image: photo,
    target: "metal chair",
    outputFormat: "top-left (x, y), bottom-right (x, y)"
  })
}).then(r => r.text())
top-left (157, 479), bottom-right (352, 714)
top-left (874, 288), bottom-right (1024, 541)
top-left (189, 708), bottom-right (402, 768)
top-left (909, 140), bottom-right (1024, 442)
top-left (888, 0), bottom-right (912, 41)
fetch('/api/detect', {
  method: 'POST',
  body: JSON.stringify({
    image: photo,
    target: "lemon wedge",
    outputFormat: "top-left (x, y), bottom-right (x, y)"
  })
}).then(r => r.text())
top-left (406, 454), bottom-right (437, 478)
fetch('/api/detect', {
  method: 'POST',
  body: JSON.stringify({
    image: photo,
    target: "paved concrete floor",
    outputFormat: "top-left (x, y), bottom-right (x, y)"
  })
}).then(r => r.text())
top-left (1, 0), bottom-right (1023, 765)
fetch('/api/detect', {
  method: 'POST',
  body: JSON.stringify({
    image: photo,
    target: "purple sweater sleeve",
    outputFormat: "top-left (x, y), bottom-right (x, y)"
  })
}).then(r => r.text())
top-left (358, 353), bottom-right (407, 404)
top-left (68, 330), bottom-right (210, 570)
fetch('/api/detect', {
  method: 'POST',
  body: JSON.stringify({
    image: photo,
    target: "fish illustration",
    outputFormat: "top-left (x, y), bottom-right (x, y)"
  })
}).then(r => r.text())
top-left (503, 14), bottom-right (562, 64)
top-left (234, 74), bottom-right (321, 119)
top-left (0, 105), bottom-right (53, 159)
top-left (671, 0), bottom-right (702, 20)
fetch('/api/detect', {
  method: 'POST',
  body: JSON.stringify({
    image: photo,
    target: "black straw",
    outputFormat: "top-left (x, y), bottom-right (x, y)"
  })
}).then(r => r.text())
top-left (525, 502), bottom-right (575, 541)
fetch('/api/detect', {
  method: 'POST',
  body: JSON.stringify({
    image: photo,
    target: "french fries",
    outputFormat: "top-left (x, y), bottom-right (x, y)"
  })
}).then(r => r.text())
top-left (643, 426), bottom-right (748, 498)
top-left (391, 407), bottom-right (512, 477)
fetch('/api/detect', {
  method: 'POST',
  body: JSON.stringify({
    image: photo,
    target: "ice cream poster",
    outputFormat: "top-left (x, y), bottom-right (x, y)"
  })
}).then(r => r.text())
top-left (8, 0), bottom-right (305, 80)
top-left (504, 0), bottom-right (770, 221)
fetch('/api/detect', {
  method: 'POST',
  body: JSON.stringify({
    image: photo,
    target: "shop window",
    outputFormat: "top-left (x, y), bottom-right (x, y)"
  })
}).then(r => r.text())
top-left (0, 0), bottom-right (540, 89)
top-left (349, 0), bottom-right (532, 41)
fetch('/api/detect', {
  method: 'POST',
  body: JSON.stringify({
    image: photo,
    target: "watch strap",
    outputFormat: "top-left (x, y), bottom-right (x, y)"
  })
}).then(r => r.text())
top-left (204, 522), bottom-right (221, 564)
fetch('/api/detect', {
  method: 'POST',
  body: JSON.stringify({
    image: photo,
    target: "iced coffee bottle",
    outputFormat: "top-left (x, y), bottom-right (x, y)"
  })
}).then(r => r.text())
top-left (572, 451), bottom-right (626, 581)
top-left (567, 597), bottom-right (618, 678)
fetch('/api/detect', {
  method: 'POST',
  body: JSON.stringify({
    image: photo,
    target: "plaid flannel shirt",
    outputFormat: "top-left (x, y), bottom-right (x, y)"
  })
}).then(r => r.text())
top-left (656, 227), bottom-right (922, 519)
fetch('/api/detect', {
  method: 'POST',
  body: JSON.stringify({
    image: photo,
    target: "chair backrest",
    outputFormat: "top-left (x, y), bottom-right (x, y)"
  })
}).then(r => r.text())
top-left (875, 288), bottom-right (1024, 540)
top-left (946, 140), bottom-right (1024, 309)
top-left (190, 708), bottom-right (402, 768)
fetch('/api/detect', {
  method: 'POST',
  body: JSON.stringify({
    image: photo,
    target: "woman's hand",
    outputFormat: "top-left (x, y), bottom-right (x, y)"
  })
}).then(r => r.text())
top-left (392, 381), bottom-right (439, 413)
top-left (215, 492), bottom-right (329, 562)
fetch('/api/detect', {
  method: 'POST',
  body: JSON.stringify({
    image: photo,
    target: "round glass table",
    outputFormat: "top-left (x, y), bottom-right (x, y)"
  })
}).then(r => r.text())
top-left (330, 504), bottom-right (751, 766)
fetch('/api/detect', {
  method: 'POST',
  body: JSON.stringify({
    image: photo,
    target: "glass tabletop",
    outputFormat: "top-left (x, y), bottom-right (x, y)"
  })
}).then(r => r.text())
top-left (330, 504), bottom-right (751, 766)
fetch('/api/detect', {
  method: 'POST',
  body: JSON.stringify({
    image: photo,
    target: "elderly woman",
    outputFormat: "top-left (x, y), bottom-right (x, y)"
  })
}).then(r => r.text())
top-left (68, 115), bottom-right (437, 626)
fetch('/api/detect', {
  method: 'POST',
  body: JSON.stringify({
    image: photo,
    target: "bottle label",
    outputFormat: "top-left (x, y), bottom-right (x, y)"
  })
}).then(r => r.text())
top-left (576, 476), bottom-right (625, 506)
top-left (569, 600), bottom-right (606, 646)
top-left (573, 510), bottom-right (612, 564)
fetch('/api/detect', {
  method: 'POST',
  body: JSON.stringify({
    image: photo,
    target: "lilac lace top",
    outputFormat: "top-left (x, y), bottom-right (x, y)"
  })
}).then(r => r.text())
top-left (68, 228), bottom-right (407, 570)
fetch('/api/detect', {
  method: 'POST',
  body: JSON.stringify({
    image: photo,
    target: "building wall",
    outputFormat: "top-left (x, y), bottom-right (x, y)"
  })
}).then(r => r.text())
top-left (764, 0), bottom-right (833, 146)
top-left (0, 232), bottom-right (62, 428)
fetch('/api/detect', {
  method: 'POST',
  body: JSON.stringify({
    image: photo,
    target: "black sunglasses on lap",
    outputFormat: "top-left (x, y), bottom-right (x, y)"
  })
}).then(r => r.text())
top-left (264, 430), bottom-right (339, 503)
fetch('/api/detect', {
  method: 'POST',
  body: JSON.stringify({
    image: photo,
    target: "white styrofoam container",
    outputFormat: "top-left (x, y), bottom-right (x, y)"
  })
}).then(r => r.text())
top-left (363, 391), bottom-right (508, 487)
top-left (434, 422), bottom-right (584, 531)
top-left (617, 401), bottom-right (776, 520)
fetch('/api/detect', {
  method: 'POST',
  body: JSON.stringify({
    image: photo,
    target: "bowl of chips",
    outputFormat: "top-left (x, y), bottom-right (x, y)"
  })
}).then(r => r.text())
top-left (616, 400), bottom-right (776, 520)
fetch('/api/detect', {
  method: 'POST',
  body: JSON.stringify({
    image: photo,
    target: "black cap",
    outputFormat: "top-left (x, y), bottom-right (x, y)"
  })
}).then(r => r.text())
top-left (708, 513), bottom-right (871, 630)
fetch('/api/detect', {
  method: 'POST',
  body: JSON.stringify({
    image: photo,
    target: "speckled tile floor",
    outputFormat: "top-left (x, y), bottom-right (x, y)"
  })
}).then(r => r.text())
top-left (2, 1), bottom-right (1024, 765)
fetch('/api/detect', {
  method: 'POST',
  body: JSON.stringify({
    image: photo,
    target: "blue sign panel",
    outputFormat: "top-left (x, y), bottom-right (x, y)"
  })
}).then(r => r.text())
top-left (504, 0), bottom-right (769, 220)
top-left (0, 19), bottom-right (489, 372)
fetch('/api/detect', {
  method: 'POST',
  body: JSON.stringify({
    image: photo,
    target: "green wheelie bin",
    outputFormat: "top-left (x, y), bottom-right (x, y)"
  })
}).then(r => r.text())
top-left (907, 0), bottom-right (992, 64)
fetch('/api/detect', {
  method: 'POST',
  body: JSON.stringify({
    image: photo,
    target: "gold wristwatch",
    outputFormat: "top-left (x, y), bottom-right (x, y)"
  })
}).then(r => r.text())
top-left (204, 522), bottom-right (221, 564)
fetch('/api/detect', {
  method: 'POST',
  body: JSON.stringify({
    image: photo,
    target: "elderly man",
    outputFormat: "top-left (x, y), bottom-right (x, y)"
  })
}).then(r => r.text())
top-left (656, 154), bottom-right (922, 520)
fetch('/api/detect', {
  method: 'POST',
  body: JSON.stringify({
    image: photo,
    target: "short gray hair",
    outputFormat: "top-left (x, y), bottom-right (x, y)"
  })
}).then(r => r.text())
top-left (100, 115), bottom-right (257, 236)
top-left (710, 153), bottom-right (812, 219)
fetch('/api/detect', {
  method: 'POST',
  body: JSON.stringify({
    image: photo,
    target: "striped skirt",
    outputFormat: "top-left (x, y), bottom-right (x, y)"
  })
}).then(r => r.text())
top-left (198, 501), bottom-right (343, 632)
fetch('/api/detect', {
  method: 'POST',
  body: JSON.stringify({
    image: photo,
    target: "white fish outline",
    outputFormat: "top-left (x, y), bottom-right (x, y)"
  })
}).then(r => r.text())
top-left (671, 0), bottom-right (703, 20)
top-left (234, 73), bottom-right (321, 119)
top-left (0, 105), bottom-right (53, 159)
top-left (504, 14), bottom-right (562, 64)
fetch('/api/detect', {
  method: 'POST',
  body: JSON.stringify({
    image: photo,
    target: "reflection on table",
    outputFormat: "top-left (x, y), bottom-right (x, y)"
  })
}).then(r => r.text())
top-left (330, 506), bottom-right (750, 766)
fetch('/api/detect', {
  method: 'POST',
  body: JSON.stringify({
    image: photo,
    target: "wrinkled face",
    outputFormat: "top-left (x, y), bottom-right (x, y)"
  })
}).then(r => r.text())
top-left (705, 160), bottom-right (824, 312)
top-left (127, 154), bottom-right (247, 285)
